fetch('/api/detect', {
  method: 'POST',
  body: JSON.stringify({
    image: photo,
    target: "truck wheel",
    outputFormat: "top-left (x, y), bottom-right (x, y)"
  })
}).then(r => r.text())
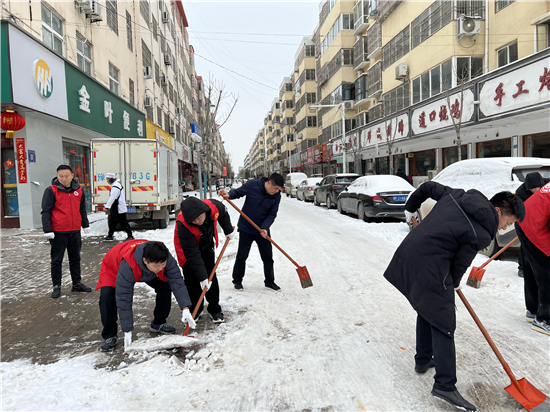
top-left (159, 208), bottom-right (169, 229)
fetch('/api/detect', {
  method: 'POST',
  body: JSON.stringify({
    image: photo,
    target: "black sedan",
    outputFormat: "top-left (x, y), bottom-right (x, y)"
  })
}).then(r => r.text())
top-left (313, 174), bottom-right (360, 209)
top-left (337, 175), bottom-right (414, 221)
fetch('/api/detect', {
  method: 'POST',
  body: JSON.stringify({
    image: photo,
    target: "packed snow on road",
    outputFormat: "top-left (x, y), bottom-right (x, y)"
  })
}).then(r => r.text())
top-left (1, 193), bottom-right (548, 411)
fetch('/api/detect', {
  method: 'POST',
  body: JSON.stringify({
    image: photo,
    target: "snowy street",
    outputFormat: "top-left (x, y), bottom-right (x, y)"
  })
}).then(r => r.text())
top-left (1, 193), bottom-right (549, 411)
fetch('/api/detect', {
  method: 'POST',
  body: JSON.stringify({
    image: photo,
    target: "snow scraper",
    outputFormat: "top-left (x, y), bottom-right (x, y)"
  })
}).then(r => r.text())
top-left (466, 236), bottom-right (518, 288)
top-left (183, 234), bottom-right (232, 337)
top-left (412, 218), bottom-right (549, 411)
top-left (223, 198), bottom-right (313, 288)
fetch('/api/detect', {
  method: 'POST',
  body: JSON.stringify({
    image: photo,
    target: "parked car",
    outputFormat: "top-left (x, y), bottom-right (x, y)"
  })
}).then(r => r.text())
top-left (296, 177), bottom-right (323, 202)
top-left (314, 174), bottom-right (360, 209)
top-left (337, 175), bottom-right (415, 222)
top-left (415, 157), bottom-right (550, 256)
top-left (284, 172), bottom-right (308, 198)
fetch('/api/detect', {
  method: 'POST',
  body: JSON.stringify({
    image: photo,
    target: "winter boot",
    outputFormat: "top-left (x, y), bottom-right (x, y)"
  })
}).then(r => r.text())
top-left (526, 310), bottom-right (536, 323)
top-left (532, 318), bottom-right (550, 336)
top-left (149, 323), bottom-right (176, 334)
top-left (415, 359), bottom-right (435, 374)
top-left (432, 388), bottom-right (477, 411)
top-left (265, 282), bottom-right (281, 291)
top-left (234, 282), bottom-right (243, 291)
top-left (100, 337), bottom-right (118, 352)
top-left (125, 235), bottom-right (135, 241)
top-left (51, 285), bottom-right (61, 299)
top-left (211, 312), bottom-right (225, 323)
top-left (104, 235), bottom-right (114, 241)
top-left (71, 282), bottom-right (92, 292)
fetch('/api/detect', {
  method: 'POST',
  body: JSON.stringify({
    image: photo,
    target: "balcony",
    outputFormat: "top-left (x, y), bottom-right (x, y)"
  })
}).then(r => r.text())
top-left (367, 60), bottom-right (382, 98)
top-left (377, 0), bottom-right (402, 24)
top-left (353, 0), bottom-right (370, 35)
top-left (353, 36), bottom-right (369, 71)
top-left (367, 22), bottom-right (382, 60)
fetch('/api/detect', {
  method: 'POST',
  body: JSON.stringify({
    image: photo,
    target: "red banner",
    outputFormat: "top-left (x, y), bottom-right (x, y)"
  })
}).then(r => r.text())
top-left (322, 143), bottom-right (331, 162)
top-left (16, 138), bottom-right (27, 183)
top-left (307, 148), bottom-right (313, 165)
top-left (301, 150), bottom-right (307, 163)
top-left (313, 144), bottom-right (321, 163)
top-left (222, 166), bottom-right (227, 177)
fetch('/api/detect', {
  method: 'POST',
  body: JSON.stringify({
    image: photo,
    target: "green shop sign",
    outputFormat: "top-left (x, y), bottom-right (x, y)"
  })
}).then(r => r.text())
top-left (1, 22), bottom-right (12, 103)
top-left (65, 62), bottom-right (145, 138)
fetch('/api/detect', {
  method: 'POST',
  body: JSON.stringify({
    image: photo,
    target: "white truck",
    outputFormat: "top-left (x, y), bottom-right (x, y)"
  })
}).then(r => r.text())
top-left (90, 138), bottom-right (181, 229)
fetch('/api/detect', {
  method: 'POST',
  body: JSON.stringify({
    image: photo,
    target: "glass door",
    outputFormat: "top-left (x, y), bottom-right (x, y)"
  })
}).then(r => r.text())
top-left (62, 140), bottom-right (91, 213)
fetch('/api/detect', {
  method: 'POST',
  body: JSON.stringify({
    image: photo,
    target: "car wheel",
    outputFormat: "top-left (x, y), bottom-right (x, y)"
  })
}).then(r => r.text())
top-left (326, 195), bottom-right (332, 209)
top-left (358, 203), bottom-right (370, 222)
top-left (337, 199), bottom-right (345, 214)
top-left (314, 193), bottom-right (320, 206)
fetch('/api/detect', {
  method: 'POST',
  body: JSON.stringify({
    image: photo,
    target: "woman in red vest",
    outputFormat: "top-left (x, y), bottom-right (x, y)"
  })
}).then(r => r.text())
top-left (174, 197), bottom-right (234, 324)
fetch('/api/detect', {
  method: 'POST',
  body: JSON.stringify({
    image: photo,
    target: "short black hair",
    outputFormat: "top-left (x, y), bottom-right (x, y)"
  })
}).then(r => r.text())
top-left (57, 165), bottom-right (73, 173)
top-left (107, 177), bottom-right (116, 184)
top-left (268, 173), bottom-right (284, 188)
top-left (490, 191), bottom-right (526, 221)
top-left (142, 242), bottom-right (169, 263)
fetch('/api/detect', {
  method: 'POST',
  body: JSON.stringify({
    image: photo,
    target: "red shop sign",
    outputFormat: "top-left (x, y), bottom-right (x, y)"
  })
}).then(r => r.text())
top-left (16, 137), bottom-right (27, 183)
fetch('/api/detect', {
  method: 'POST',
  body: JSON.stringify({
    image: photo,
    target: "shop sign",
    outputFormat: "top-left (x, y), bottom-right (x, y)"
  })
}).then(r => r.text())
top-left (16, 137), bottom-right (27, 183)
top-left (322, 143), bottom-right (331, 162)
top-left (313, 144), bottom-right (321, 163)
top-left (300, 150), bottom-right (307, 163)
top-left (33, 59), bottom-right (53, 98)
top-left (4, 158), bottom-right (14, 169)
top-left (307, 147), bottom-right (313, 165)
top-left (479, 57), bottom-right (550, 117)
top-left (1, 23), bottom-right (11, 103)
top-left (293, 153), bottom-right (300, 167)
top-left (223, 166), bottom-right (227, 177)
top-left (28, 150), bottom-right (36, 162)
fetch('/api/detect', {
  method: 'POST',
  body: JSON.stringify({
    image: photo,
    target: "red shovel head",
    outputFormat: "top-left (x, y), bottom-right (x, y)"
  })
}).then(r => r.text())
top-left (296, 266), bottom-right (313, 289)
top-left (505, 378), bottom-right (549, 411)
top-left (466, 266), bottom-right (485, 289)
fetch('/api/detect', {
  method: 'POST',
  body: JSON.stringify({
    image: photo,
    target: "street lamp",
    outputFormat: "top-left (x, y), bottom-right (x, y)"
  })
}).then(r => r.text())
top-left (190, 122), bottom-right (204, 199)
top-left (308, 101), bottom-right (350, 173)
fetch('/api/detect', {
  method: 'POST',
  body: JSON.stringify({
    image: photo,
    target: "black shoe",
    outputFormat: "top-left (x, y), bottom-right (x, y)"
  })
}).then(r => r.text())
top-left (72, 282), bottom-right (92, 292)
top-left (432, 388), bottom-right (477, 411)
top-left (149, 323), bottom-right (176, 334)
top-left (125, 236), bottom-right (135, 241)
top-left (51, 285), bottom-right (61, 299)
top-left (104, 235), bottom-right (114, 241)
top-left (211, 312), bottom-right (225, 323)
top-left (100, 336), bottom-right (118, 352)
top-left (234, 282), bottom-right (243, 291)
top-left (518, 269), bottom-right (524, 277)
top-left (265, 282), bottom-right (281, 291)
top-left (415, 359), bottom-right (435, 374)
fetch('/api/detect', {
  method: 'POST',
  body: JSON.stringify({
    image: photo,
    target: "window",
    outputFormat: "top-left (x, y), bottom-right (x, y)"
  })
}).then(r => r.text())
top-left (306, 93), bottom-right (316, 103)
top-left (305, 69), bottom-right (315, 81)
top-left (76, 33), bottom-right (92, 75)
top-left (456, 56), bottom-right (483, 82)
top-left (157, 107), bottom-right (163, 128)
top-left (109, 63), bottom-right (119, 95)
top-left (412, 59), bottom-right (453, 103)
top-left (497, 42), bottom-right (518, 67)
top-left (536, 21), bottom-right (550, 51)
top-left (152, 16), bottom-right (158, 41)
top-left (164, 113), bottom-right (170, 132)
top-left (305, 45), bottom-right (315, 57)
top-left (129, 78), bottom-right (135, 106)
top-left (343, 49), bottom-right (354, 65)
top-left (285, 83), bottom-right (292, 92)
top-left (457, 0), bottom-right (485, 19)
top-left (41, 3), bottom-right (63, 55)
top-left (307, 116), bottom-right (317, 127)
top-left (411, 1), bottom-right (452, 49)
top-left (126, 12), bottom-right (133, 51)
top-left (495, 0), bottom-right (515, 13)
top-left (321, 13), bottom-right (353, 54)
top-left (106, 0), bottom-right (118, 35)
top-left (382, 26), bottom-right (410, 70)
top-left (140, 0), bottom-right (150, 24)
top-left (155, 61), bottom-right (160, 84)
top-left (383, 83), bottom-right (410, 116)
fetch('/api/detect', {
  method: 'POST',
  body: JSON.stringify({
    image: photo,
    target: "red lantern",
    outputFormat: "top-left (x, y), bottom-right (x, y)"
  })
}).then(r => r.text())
top-left (1, 111), bottom-right (26, 132)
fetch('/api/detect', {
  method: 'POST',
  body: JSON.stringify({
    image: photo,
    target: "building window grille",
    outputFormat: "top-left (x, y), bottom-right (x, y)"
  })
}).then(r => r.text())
top-left (76, 33), bottom-right (92, 75)
top-left (157, 107), bottom-right (163, 128)
top-left (456, 0), bottom-right (485, 19)
top-left (305, 69), bottom-right (316, 81)
top-left (411, 1), bottom-right (452, 49)
top-left (495, 0), bottom-right (515, 13)
top-left (152, 16), bottom-right (158, 41)
top-left (382, 82), bottom-right (410, 116)
top-left (109, 63), bottom-right (119, 95)
top-left (126, 12), bottom-right (133, 51)
top-left (41, 3), bottom-right (63, 55)
top-left (129, 78), bottom-right (135, 106)
top-left (140, 0), bottom-right (150, 25)
top-left (142, 40), bottom-right (151, 69)
top-left (106, 0), bottom-right (118, 35)
top-left (382, 26), bottom-right (409, 70)
top-left (155, 61), bottom-right (160, 84)
top-left (164, 114), bottom-right (170, 132)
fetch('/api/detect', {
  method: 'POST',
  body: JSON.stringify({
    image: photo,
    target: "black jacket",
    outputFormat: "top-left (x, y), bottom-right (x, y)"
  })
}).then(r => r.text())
top-left (41, 177), bottom-right (89, 233)
top-left (176, 197), bottom-right (233, 281)
top-left (383, 181), bottom-right (498, 336)
top-left (516, 172), bottom-right (548, 202)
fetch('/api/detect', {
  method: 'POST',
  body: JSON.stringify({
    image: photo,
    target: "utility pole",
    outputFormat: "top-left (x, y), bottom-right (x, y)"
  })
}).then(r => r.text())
top-left (191, 122), bottom-right (203, 199)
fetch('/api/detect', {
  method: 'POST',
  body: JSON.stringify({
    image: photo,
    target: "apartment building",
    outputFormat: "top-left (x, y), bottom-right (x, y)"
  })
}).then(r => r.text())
top-left (279, 76), bottom-right (295, 172)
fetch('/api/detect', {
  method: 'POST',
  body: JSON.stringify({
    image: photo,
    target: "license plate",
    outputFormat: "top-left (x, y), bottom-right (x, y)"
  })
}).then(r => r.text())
top-left (127, 207), bottom-right (136, 213)
top-left (393, 196), bottom-right (407, 202)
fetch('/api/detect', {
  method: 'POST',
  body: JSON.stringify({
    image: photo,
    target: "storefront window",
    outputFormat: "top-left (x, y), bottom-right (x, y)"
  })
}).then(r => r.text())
top-left (2, 148), bottom-right (19, 216)
top-left (523, 132), bottom-right (550, 158)
top-left (413, 149), bottom-right (436, 175)
top-left (362, 159), bottom-right (375, 175)
top-left (443, 145), bottom-right (467, 168)
top-left (476, 138), bottom-right (511, 158)
top-left (394, 154), bottom-right (406, 174)
top-left (375, 156), bottom-right (389, 175)
top-left (62, 141), bottom-right (92, 213)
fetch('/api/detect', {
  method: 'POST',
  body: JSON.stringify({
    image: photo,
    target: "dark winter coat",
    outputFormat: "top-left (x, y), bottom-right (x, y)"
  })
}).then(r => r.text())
top-left (228, 177), bottom-right (281, 235)
top-left (383, 181), bottom-right (499, 336)
top-left (174, 197), bottom-right (233, 281)
top-left (115, 242), bottom-right (192, 332)
top-left (41, 177), bottom-right (89, 233)
top-left (396, 169), bottom-right (411, 184)
top-left (516, 172), bottom-right (548, 202)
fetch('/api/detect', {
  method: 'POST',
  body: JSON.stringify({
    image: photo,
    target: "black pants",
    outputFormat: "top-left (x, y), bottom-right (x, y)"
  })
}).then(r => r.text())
top-left (50, 232), bottom-right (82, 286)
top-left (98, 278), bottom-right (172, 339)
top-left (182, 248), bottom-right (221, 317)
top-left (232, 230), bottom-right (274, 285)
top-left (415, 314), bottom-right (457, 392)
top-left (108, 209), bottom-right (132, 237)
top-left (517, 225), bottom-right (550, 322)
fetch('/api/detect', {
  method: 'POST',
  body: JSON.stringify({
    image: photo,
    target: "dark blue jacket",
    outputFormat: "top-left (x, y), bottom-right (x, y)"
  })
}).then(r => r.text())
top-left (229, 178), bottom-right (281, 235)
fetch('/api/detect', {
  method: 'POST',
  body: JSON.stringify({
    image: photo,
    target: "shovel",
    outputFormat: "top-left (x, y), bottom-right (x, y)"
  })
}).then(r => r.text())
top-left (466, 236), bottom-right (518, 288)
top-left (223, 197), bottom-right (313, 288)
top-left (183, 235), bottom-right (231, 337)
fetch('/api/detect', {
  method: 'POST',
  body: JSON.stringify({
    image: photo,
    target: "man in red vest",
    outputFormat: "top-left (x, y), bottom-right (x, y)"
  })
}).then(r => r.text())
top-left (517, 182), bottom-right (550, 335)
top-left (174, 197), bottom-right (234, 324)
top-left (41, 165), bottom-right (92, 299)
top-left (96, 240), bottom-right (196, 352)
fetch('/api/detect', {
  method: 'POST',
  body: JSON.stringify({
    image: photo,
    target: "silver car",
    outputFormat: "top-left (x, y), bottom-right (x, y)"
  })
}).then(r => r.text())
top-left (296, 178), bottom-right (323, 202)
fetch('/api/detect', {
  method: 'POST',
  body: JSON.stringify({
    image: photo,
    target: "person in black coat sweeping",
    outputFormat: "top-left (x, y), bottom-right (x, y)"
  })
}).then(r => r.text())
top-left (383, 181), bottom-right (525, 412)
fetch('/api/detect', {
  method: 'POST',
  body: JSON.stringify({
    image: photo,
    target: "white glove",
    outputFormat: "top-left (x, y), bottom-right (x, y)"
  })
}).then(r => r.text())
top-left (182, 308), bottom-right (196, 329)
top-left (226, 231), bottom-right (235, 240)
top-left (44, 232), bottom-right (55, 240)
top-left (200, 278), bottom-right (212, 291)
top-left (404, 210), bottom-right (418, 224)
top-left (454, 285), bottom-right (462, 291)
top-left (124, 331), bottom-right (132, 350)
top-left (82, 227), bottom-right (91, 235)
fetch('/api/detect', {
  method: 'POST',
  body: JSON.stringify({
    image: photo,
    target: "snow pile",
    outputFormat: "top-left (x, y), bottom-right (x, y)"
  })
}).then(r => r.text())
top-left (349, 175), bottom-right (414, 195)
top-left (124, 335), bottom-right (197, 352)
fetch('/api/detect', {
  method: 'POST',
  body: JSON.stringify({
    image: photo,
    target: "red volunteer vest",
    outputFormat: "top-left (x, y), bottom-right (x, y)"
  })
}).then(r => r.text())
top-left (174, 199), bottom-right (219, 267)
top-left (519, 182), bottom-right (550, 256)
top-left (51, 185), bottom-right (83, 231)
top-left (95, 239), bottom-right (167, 290)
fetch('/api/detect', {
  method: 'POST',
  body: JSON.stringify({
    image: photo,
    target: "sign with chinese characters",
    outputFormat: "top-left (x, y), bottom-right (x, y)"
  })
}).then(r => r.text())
top-left (479, 57), bottom-right (550, 117)
top-left (15, 137), bottom-right (27, 183)
top-left (322, 143), bottom-right (330, 162)
top-left (300, 150), bottom-right (307, 164)
top-left (222, 166), bottom-right (227, 177)
top-left (361, 113), bottom-right (410, 148)
top-left (333, 131), bottom-right (361, 156)
top-left (307, 147), bottom-right (314, 165)
top-left (313, 144), bottom-right (321, 163)
top-left (411, 90), bottom-right (474, 136)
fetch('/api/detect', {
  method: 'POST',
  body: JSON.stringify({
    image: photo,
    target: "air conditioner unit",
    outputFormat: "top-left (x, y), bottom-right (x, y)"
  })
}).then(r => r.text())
top-left (144, 96), bottom-right (153, 107)
top-left (162, 11), bottom-right (170, 23)
top-left (169, 125), bottom-right (175, 134)
top-left (143, 66), bottom-right (152, 79)
top-left (457, 15), bottom-right (481, 40)
top-left (343, 101), bottom-right (354, 110)
top-left (164, 54), bottom-right (172, 65)
top-left (395, 62), bottom-right (408, 81)
top-left (89, 0), bottom-right (102, 22)
top-left (427, 169), bottom-right (440, 180)
top-left (175, 107), bottom-right (182, 116)
top-left (77, 0), bottom-right (93, 13)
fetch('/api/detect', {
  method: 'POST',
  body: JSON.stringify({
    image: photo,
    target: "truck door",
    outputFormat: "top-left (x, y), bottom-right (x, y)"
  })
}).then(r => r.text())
top-left (127, 141), bottom-right (158, 205)
top-left (92, 140), bottom-right (124, 206)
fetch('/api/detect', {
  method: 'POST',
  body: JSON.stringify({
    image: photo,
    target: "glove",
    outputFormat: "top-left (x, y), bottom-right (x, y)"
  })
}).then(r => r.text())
top-left (182, 308), bottom-right (196, 329)
top-left (124, 331), bottom-right (132, 350)
top-left (454, 285), bottom-right (462, 291)
top-left (83, 227), bottom-right (91, 235)
top-left (226, 231), bottom-right (235, 240)
top-left (404, 210), bottom-right (418, 224)
top-left (44, 232), bottom-right (55, 240)
top-left (200, 278), bottom-right (212, 291)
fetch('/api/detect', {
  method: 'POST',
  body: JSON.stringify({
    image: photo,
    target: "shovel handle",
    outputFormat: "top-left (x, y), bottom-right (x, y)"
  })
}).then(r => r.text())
top-left (476, 236), bottom-right (518, 271)
top-left (223, 197), bottom-right (301, 269)
top-left (183, 233), bottom-right (232, 336)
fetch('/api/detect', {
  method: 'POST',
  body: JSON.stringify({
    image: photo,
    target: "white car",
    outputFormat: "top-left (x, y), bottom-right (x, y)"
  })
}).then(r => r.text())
top-left (416, 157), bottom-right (550, 256)
top-left (296, 177), bottom-right (323, 202)
top-left (284, 172), bottom-right (308, 198)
